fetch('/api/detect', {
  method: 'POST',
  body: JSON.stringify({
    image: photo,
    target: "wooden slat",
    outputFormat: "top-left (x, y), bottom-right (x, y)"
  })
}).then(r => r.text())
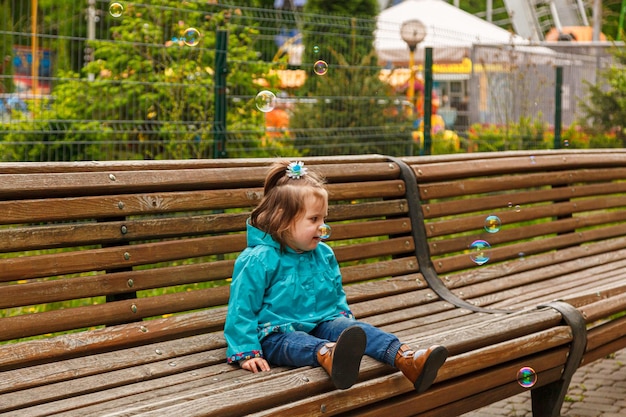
top-left (433, 227), bottom-right (626, 274)
top-left (441, 237), bottom-right (626, 290)
top-left (328, 199), bottom-right (408, 221)
top-left (0, 213), bottom-right (249, 252)
top-left (429, 208), bottom-right (626, 258)
top-left (328, 180), bottom-right (406, 200)
top-left (329, 217), bottom-right (411, 240)
top-left (409, 152), bottom-right (626, 182)
top-left (362, 300), bottom-right (458, 329)
top-left (353, 366), bottom-right (564, 417)
top-left (585, 317), bottom-right (626, 352)
top-left (419, 167), bottom-right (626, 199)
top-left (581, 337), bottom-right (626, 380)
top-left (0, 234), bottom-right (246, 282)
top-left (0, 260), bottom-right (234, 309)
top-left (76, 324), bottom-right (570, 417)
top-left (1, 363), bottom-right (243, 416)
top-left (334, 236), bottom-right (414, 263)
top-left (0, 167), bottom-right (265, 199)
top-left (427, 200), bottom-right (626, 245)
top-left (422, 182), bottom-right (626, 219)
top-left (0, 333), bottom-right (224, 396)
top-left (483, 260), bottom-right (626, 310)
top-left (0, 180), bottom-right (403, 225)
top-left (580, 292), bottom-right (626, 323)
top-left (0, 155), bottom-right (392, 175)
top-left (0, 161), bottom-right (400, 199)
top-left (0, 189), bottom-right (260, 224)
top-left (344, 275), bottom-right (425, 303)
top-left (341, 257), bottom-right (419, 284)
top-left (0, 291), bottom-right (228, 342)
top-left (250, 358), bottom-right (565, 417)
top-left (562, 283), bottom-right (626, 308)
top-left (0, 310), bottom-right (223, 370)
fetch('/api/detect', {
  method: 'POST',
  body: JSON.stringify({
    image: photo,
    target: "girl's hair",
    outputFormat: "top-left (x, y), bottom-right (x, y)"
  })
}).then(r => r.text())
top-left (251, 160), bottom-right (327, 250)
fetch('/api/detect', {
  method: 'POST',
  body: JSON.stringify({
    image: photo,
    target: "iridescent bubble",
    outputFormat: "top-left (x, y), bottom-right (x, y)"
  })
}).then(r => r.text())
top-left (515, 205), bottom-right (521, 213)
top-left (517, 366), bottom-right (537, 388)
top-left (530, 155), bottom-right (536, 164)
top-left (313, 45), bottom-right (320, 54)
top-left (109, 2), bottom-right (124, 18)
top-left (182, 27), bottom-right (200, 46)
top-left (484, 215), bottom-right (501, 233)
top-left (318, 223), bottom-right (332, 240)
top-left (564, 139), bottom-right (570, 147)
top-left (255, 90), bottom-right (276, 113)
top-left (313, 60), bottom-right (328, 76)
top-left (469, 240), bottom-right (491, 265)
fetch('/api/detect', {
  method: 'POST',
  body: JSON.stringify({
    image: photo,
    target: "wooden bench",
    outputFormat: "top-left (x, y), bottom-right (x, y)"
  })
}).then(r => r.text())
top-left (1, 151), bottom-right (625, 416)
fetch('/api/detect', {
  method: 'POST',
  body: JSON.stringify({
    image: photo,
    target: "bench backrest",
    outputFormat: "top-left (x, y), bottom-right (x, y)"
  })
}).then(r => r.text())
top-left (0, 156), bottom-right (423, 362)
top-left (402, 150), bottom-right (626, 314)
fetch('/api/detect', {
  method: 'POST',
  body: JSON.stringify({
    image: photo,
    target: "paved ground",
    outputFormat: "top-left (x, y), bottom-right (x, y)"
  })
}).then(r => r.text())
top-left (461, 348), bottom-right (626, 417)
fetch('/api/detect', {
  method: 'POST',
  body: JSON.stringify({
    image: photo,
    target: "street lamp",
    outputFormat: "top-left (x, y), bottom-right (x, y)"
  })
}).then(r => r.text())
top-left (400, 20), bottom-right (426, 106)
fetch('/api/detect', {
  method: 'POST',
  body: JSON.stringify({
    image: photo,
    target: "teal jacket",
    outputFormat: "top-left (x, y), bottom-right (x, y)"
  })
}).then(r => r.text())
top-left (224, 222), bottom-right (353, 363)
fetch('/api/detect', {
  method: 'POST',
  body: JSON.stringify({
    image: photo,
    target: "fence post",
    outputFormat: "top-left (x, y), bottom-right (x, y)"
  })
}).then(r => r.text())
top-left (554, 66), bottom-right (562, 149)
top-left (213, 30), bottom-right (228, 158)
top-left (422, 47), bottom-right (433, 155)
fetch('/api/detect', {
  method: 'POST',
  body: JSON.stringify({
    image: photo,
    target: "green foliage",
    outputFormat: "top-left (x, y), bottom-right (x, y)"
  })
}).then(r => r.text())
top-left (467, 118), bottom-right (551, 152)
top-left (2, 1), bottom-right (273, 161)
top-left (466, 120), bottom-right (624, 152)
top-left (290, 48), bottom-right (412, 156)
top-left (302, 0), bottom-right (378, 72)
top-left (290, 0), bottom-right (411, 156)
top-left (579, 45), bottom-right (626, 147)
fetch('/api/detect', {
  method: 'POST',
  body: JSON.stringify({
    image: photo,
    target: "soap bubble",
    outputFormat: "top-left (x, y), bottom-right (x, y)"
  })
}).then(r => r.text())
top-left (517, 366), bottom-right (537, 388)
top-left (109, 2), bottom-right (124, 18)
top-left (530, 155), bottom-right (536, 164)
top-left (255, 90), bottom-right (276, 113)
top-left (469, 240), bottom-right (491, 265)
top-left (484, 215), bottom-right (501, 233)
top-left (182, 28), bottom-right (200, 46)
top-left (313, 60), bottom-right (328, 76)
top-left (318, 224), bottom-right (332, 240)
top-left (313, 45), bottom-right (320, 54)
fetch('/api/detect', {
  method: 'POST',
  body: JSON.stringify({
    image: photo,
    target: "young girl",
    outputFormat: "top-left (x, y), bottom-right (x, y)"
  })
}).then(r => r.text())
top-left (224, 160), bottom-right (448, 391)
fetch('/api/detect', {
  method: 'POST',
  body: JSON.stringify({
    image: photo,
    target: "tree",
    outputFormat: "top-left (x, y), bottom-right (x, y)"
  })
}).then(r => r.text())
top-left (288, 0), bottom-right (412, 156)
top-left (2, 0), bottom-right (273, 160)
top-left (579, 46), bottom-right (626, 146)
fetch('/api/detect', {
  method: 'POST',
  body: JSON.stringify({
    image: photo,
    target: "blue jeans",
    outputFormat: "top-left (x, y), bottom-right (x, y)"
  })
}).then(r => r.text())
top-left (261, 317), bottom-right (402, 368)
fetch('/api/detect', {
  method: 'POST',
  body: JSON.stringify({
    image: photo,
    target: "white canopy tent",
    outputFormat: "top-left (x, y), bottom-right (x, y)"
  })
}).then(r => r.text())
top-left (374, 0), bottom-right (531, 65)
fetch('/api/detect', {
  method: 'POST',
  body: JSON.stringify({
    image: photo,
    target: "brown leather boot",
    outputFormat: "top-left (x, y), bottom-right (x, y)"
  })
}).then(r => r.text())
top-left (395, 344), bottom-right (448, 393)
top-left (316, 326), bottom-right (366, 390)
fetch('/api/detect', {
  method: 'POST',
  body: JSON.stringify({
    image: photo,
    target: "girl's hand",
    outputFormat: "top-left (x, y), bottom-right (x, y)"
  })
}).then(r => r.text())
top-left (240, 357), bottom-right (271, 373)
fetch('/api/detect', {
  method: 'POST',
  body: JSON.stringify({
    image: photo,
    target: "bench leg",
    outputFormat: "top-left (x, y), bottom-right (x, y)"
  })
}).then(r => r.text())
top-left (531, 377), bottom-right (574, 417)
top-left (531, 302), bottom-right (587, 417)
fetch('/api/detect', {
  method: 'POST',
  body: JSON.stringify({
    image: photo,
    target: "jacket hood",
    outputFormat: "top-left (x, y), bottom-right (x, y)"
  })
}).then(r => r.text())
top-left (246, 221), bottom-right (281, 250)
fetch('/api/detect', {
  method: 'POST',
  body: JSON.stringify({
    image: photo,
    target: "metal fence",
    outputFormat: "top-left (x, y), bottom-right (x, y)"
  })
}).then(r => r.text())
top-left (0, 0), bottom-right (617, 162)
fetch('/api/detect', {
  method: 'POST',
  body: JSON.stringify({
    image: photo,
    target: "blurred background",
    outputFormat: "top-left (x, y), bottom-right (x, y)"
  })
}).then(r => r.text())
top-left (0, 0), bottom-right (624, 161)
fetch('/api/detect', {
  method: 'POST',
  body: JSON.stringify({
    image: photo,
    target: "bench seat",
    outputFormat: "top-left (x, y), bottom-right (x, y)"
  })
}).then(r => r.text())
top-left (1, 151), bottom-right (625, 416)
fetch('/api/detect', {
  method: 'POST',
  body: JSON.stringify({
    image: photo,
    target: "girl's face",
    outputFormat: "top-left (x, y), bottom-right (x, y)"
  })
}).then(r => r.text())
top-left (285, 193), bottom-right (328, 252)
